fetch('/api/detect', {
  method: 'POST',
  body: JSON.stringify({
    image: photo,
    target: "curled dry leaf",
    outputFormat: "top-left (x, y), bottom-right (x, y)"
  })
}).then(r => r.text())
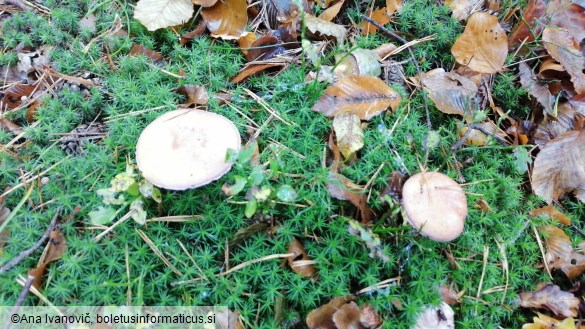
top-left (451, 12), bottom-right (508, 73)
top-left (306, 296), bottom-right (355, 329)
top-left (1, 83), bottom-right (37, 109)
top-left (305, 14), bottom-right (347, 45)
top-left (543, 226), bottom-right (585, 280)
top-left (542, 28), bottom-right (585, 94)
top-left (522, 312), bottom-right (576, 329)
top-left (177, 85), bottom-right (209, 106)
top-left (287, 238), bottom-right (317, 278)
top-left (327, 173), bottom-right (374, 223)
top-left (319, 0), bottom-right (344, 22)
top-left (519, 284), bottom-right (579, 318)
top-left (446, 0), bottom-right (484, 20)
top-left (313, 76), bottom-right (401, 120)
top-left (231, 63), bottom-right (286, 83)
top-left (28, 228), bottom-right (67, 289)
top-left (237, 32), bottom-right (257, 56)
top-left (129, 44), bottom-right (163, 61)
top-left (508, 0), bottom-right (547, 46)
top-left (201, 0), bottom-right (248, 40)
top-left (530, 204), bottom-right (570, 225)
top-left (386, 0), bottom-right (402, 15)
top-left (180, 21), bottom-right (208, 45)
top-left (519, 62), bottom-right (555, 116)
top-left (333, 112), bottom-right (364, 159)
top-left (245, 36), bottom-right (285, 62)
top-left (547, 0), bottom-right (585, 44)
top-left (531, 130), bottom-right (585, 203)
top-left (360, 7), bottom-right (391, 35)
top-left (372, 43), bottom-right (398, 58)
top-left (534, 101), bottom-right (585, 145)
top-left (134, 0), bottom-right (194, 31)
top-left (413, 302), bottom-right (455, 329)
top-left (420, 68), bottom-right (477, 120)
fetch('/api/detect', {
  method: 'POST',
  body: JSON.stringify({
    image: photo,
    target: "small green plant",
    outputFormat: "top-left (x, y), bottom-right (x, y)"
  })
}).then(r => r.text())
top-left (88, 158), bottom-right (161, 226)
top-left (223, 140), bottom-right (298, 218)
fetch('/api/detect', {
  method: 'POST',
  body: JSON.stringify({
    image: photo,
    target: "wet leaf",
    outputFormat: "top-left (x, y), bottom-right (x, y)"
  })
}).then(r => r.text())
top-left (318, 0), bottom-right (344, 22)
top-left (28, 229), bottom-right (67, 289)
top-left (531, 130), bottom-right (585, 203)
top-left (543, 226), bottom-right (585, 280)
top-left (231, 63), bottom-right (286, 83)
top-left (306, 296), bottom-right (355, 329)
top-left (522, 313), bottom-right (576, 329)
top-left (508, 0), bottom-right (548, 46)
top-left (201, 0), bottom-right (248, 40)
top-left (313, 76), bottom-right (401, 120)
top-left (446, 0), bottom-right (483, 20)
top-left (1, 83), bottom-right (37, 109)
top-left (333, 112), bottom-right (364, 159)
top-left (451, 12), bottom-right (508, 73)
top-left (530, 205), bottom-right (571, 225)
top-left (547, 0), bottom-right (585, 44)
top-left (177, 85), bottom-right (209, 106)
top-left (542, 27), bottom-right (585, 94)
top-left (534, 101), bottom-right (585, 145)
top-left (245, 36), bottom-right (284, 62)
top-left (327, 173), bottom-right (373, 223)
top-left (413, 302), bottom-right (455, 329)
top-left (134, 0), bottom-right (194, 31)
top-left (420, 68), bottom-right (477, 120)
top-left (0, 118), bottom-right (23, 135)
top-left (519, 283), bottom-right (579, 317)
top-left (519, 62), bottom-right (555, 116)
top-left (287, 238), bottom-right (317, 278)
top-left (129, 44), bottom-right (163, 61)
top-left (305, 14), bottom-right (347, 44)
top-left (360, 7), bottom-right (391, 35)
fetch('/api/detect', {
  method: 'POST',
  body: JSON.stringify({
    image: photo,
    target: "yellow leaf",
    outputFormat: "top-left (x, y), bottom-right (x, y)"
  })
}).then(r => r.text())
top-left (333, 112), bottom-right (364, 159)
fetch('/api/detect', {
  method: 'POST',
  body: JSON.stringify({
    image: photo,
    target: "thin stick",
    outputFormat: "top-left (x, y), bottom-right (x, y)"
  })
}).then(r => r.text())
top-left (93, 209), bottom-right (134, 242)
top-left (532, 225), bottom-right (552, 279)
top-left (0, 209), bottom-right (60, 274)
top-left (476, 246), bottom-right (489, 299)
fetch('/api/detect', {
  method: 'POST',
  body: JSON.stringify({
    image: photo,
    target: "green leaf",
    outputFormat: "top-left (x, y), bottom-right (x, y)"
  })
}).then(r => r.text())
top-left (276, 185), bottom-right (297, 202)
top-left (245, 199), bottom-right (257, 218)
top-left (89, 206), bottom-right (117, 225)
top-left (237, 140), bottom-right (257, 165)
top-left (249, 166), bottom-right (265, 185)
top-left (130, 198), bottom-right (147, 225)
top-left (222, 176), bottom-right (247, 196)
top-left (127, 182), bottom-right (140, 197)
top-left (513, 147), bottom-right (532, 173)
top-left (152, 187), bottom-right (162, 203)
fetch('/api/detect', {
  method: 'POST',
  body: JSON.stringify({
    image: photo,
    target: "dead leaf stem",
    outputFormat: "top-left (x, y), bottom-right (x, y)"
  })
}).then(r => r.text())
top-left (0, 208), bottom-right (61, 275)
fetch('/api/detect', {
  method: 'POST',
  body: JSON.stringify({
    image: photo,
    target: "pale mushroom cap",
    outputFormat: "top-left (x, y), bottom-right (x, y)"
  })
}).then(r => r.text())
top-left (136, 108), bottom-right (241, 190)
top-left (402, 172), bottom-right (468, 242)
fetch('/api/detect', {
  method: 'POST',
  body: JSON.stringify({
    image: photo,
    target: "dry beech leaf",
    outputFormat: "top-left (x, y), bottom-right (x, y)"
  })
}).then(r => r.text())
top-left (238, 32), bottom-right (257, 56)
top-left (372, 43), bottom-right (398, 58)
top-left (547, 0), bottom-right (585, 44)
top-left (327, 173), bottom-right (373, 223)
top-left (245, 36), bottom-right (285, 62)
top-left (334, 49), bottom-right (382, 78)
top-left (287, 238), bottom-right (317, 278)
top-left (420, 68), bottom-right (477, 120)
top-left (134, 0), bottom-right (194, 31)
top-left (451, 12), bottom-right (508, 73)
top-left (1, 83), bottom-right (37, 109)
top-left (542, 28), bottom-right (585, 94)
top-left (413, 302), bottom-right (455, 329)
top-left (386, 0), bottom-right (402, 15)
top-left (177, 85), bottom-right (209, 106)
top-left (312, 76), bottom-right (401, 120)
top-left (439, 285), bottom-right (461, 305)
top-left (305, 14), bottom-right (347, 44)
top-left (458, 121), bottom-right (507, 146)
top-left (28, 228), bottom-right (67, 289)
top-left (543, 226), bottom-right (585, 280)
top-left (446, 0), bottom-right (483, 20)
top-left (519, 62), bottom-right (555, 116)
top-left (519, 284), bottom-right (579, 318)
top-left (129, 44), bottom-right (163, 61)
top-left (333, 112), bottom-right (364, 159)
top-left (530, 204), bottom-right (571, 225)
top-left (201, 0), bottom-right (248, 40)
top-left (193, 0), bottom-right (218, 7)
top-left (531, 130), bottom-right (585, 203)
top-left (508, 0), bottom-right (548, 46)
top-left (332, 302), bottom-right (362, 329)
top-left (306, 296), bottom-right (355, 329)
top-left (360, 7), bottom-right (391, 36)
top-left (522, 312), bottom-right (576, 329)
top-left (180, 21), bottom-right (208, 45)
top-left (534, 102), bottom-right (585, 145)
top-left (231, 63), bottom-right (286, 83)
top-left (319, 0), bottom-right (344, 22)
top-left (0, 118), bottom-right (23, 135)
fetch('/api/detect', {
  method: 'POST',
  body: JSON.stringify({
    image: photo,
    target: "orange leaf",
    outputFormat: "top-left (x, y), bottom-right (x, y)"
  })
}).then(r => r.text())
top-left (446, 0), bottom-right (482, 20)
top-left (451, 12), bottom-right (508, 73)
top-left (543, 226), bottom-right (585, 280)
top-left (530, 204), bottom-right (571, 225)
top-left (201, 0), bottom-right (248, 40)
top-left (27, 229), bottom-right (67, 289)
top-left (177, 85), bottom-right (209, 106)
top-left (306, 296), bottom-right (355, 329)
top-left (129, 44), bottom-right (163, 61)
top-left (287, 238), bottom-right (318, 279)
top-left (542, 27), bottom-right (585, 94)
top-left (522, 312), bottom-right (576, 329)
top-left (360, 7), bottom-right (391, 35)
top-left (531, 130), bottom-right (585, 203)
top-left (237, 32), bottom-right (257, 56)
top-left (386, 0), bottom-right (402, 15)
top-left (312, 76), bottom-right (401, 120)
top-left (519, 284), bottom-right (579, 318)
top-left (230, 63), bottom-right (285, 83)
top-left (318, 0), bottom-right (344, 22)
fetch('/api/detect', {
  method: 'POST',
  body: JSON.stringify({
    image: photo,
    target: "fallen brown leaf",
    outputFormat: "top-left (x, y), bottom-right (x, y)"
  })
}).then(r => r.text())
top-left (305, 14), bottom-right (347, 44)
top-left (372, 43), bottom-right (398, 58)
top-left (319, 0), bottom-right (344, 22)
top-left (312, 76), bottom-right (401, 120)
top-left (543, 226), bottom-right (585, 280)
top-left (237, 32), bottom-right (257, 56)
top-left (534, 101), bottom-right (585, 145)
top-left (439, 285), bottom-right (462, 305)
top-left (180, 21), bottom-right (208, 45)
top-left (420, 68), bottom-right (477, 120)
top-left (333, 112), bottom-right (364, 159)
top-left (306, 296), bottom-right (355, 329)
top-left (327, 173), bottom-right (373, 223)
top-left (230, 63), bottom-right (286, 83)
top-left (508, 0), bottom-right (548, 46)
top-left (547, 0), bottom-right (585, 44)
top-left (129, 44), bottom-right (163, 61)
top-left (386, 0), bottom-right (402, 15)
top-left (287, 238), bottom-right (318, 279)
top-left (520, 283), bottom-right (579, 318)
top-left (531, 130), bottom-right (585, 203)
top-left (522, 312), bottom-right (576, 329)
top-left (245, 35), bottom-right (284, 62)
top-left (446, 0), bottom-right (483, 20)
top-left (1, 83), bottom-right (37, 109)
top-left (177, 85), bottom-right (209, 106)
top-left (334, 49), bottom-right (382, 78)
top-left (451, 12), bottom-right (508, 73)
top-left (519, 62), bottom-right (555, 116)
top-left (201, 0), bottom-right (248, 40)
top-left (542, 27), bottom-right (585, 94)
top-left (28, 228), bottom-right (67, 289)
top-left (360, 7), bottom-right (391, 35)
top-left (0, 118), bottom-right (23, 135)
top-left (530, 205), bottom-right (571, 225)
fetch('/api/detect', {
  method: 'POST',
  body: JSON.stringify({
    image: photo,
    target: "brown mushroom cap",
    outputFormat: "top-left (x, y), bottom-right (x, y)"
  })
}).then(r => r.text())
top-left (402, 172), bottom-right (468, 242)
top-left (136, 108), bottom-right (241, 190)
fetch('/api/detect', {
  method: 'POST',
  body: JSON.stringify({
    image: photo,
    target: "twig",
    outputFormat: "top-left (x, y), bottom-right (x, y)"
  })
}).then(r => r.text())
top-left (0, 209), bottom-right (61, 274)
top-left (361, 15), bottom-right (432, 165)
top-left (2, 275), bottom-right (35, 329)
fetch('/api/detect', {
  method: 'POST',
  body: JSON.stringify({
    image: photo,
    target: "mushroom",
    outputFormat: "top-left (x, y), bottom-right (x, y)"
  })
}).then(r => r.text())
top-left (401, 172), bottom-right (468, 242)
top-left (135, 108), bottom-right (241, 190)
